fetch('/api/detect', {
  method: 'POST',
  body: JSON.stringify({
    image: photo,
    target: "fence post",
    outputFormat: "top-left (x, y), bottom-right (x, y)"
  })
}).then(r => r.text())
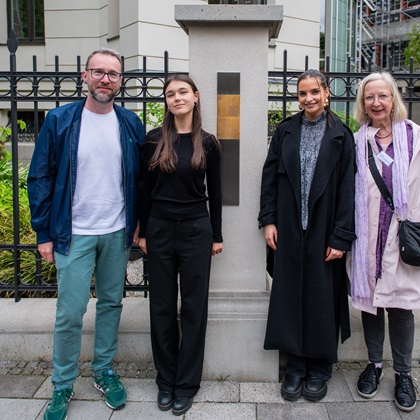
top-left (408, 57), bottom-right (414, 120)
top-left (7, 30), bottom-right (21, 302)
top-left (142, 56), bottom-right (147, 128)
top-left (345, 55), bottom-right (351, 126)
top-left (282, 50), bottom-right (287, 119)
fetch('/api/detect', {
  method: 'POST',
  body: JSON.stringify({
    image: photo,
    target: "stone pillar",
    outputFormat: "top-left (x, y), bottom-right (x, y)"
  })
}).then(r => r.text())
top-left (175, 4), bottom-right (283, 381)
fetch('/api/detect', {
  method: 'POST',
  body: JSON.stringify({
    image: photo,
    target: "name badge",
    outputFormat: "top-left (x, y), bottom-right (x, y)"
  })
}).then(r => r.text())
top-left (377, 151), bottom-right (394, 166)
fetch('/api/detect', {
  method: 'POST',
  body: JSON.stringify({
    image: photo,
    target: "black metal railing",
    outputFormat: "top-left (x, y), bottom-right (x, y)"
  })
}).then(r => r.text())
top-left (0, 31), bottom-right (170, 301)
top-left (1, 34), bottom-right (420, 301)
top-left (268, 51), bottom-right (420, 136)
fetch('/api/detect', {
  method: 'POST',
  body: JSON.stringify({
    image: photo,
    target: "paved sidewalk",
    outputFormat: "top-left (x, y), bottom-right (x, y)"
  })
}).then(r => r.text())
top-left (0, 362), bottom-right (419, 419)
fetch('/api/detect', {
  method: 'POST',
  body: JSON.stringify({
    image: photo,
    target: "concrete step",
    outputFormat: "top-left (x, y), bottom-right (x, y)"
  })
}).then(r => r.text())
top-left (1, 297), bottom-right (419, 382)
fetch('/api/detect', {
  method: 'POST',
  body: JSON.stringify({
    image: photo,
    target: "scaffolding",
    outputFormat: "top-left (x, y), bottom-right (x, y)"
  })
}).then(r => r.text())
top-left (355, 0), bottom-right (420, 71)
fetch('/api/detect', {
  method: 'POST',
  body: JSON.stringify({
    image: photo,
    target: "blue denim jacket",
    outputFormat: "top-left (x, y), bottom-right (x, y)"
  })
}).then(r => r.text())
top-left (28, 99), bottom-right (144, 255)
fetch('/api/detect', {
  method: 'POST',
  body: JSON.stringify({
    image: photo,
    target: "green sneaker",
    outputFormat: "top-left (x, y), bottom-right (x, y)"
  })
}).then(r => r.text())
top-left (44, 387), bottom-right (74, 420)
top-left (94, 369), bottom-right (126, 410)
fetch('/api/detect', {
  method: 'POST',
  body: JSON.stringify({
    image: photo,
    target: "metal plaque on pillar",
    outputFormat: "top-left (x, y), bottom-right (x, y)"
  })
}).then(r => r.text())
top-left (217, 73), bottom-right (240, 206)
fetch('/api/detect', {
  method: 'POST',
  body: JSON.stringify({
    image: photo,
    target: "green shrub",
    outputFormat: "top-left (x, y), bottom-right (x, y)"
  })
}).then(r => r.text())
top-left (139, 101), bottom-right (165, 128)
top-left (268, 101), bottom-right (292, 138)
top-left (0, 122), bottom-right (57, 297)
top-left (334, 110), bottom-right (361, 133)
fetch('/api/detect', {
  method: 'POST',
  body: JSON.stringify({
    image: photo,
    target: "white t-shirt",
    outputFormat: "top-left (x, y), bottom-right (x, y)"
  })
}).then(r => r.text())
top-left (72, 107), bottom-right (125, 235)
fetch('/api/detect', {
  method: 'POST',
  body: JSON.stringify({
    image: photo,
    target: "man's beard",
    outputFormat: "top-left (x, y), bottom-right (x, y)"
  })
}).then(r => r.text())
top-left (90, 87), bottom-right (116, 103)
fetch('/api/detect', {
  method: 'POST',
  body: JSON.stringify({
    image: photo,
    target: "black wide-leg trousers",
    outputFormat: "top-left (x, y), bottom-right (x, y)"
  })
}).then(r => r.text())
top-left (146, 215), bottom-right (213, 397)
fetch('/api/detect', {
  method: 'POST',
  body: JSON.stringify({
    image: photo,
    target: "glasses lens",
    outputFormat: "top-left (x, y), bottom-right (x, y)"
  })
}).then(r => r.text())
top-left (91, 69), bottom-right (104, 80)
top-left (108, 72), bottom-right (120, 82)
top-left (90, 69), bottom-right (120, 82)
top-left (364, 94), bottom-right (391, 103)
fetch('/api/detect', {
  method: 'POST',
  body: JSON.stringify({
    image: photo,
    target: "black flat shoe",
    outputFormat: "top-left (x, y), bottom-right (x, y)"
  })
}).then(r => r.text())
top-left (395, 372), bottom-right (417, 412)
top-left (303, 376), bottom-right (328, 402)
top-left (172, 396), bottom-right (194, 416)
top-left (157, 390), bottom-right (174, 411)
top-left (357, 363), bottom-right (383, 398)
top-left (281, 373), bottom-right (304, 401)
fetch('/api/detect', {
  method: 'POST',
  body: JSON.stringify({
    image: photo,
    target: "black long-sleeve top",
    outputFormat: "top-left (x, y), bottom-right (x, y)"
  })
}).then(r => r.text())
top-left (139, 128), bottom-right (223, 242)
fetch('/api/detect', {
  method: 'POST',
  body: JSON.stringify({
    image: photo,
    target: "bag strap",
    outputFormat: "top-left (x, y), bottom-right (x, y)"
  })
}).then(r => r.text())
top-left (367, 142), bottom-right (395, 212)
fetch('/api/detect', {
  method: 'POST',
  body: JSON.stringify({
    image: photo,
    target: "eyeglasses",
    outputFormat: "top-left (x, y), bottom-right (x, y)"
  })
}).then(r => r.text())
top-left (363, 93), bottom-right (392, 103)
top-left (86, 68), bottom-right (122, 83)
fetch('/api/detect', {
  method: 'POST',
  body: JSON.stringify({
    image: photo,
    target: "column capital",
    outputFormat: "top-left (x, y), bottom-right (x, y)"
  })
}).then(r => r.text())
top-left (175, 5), bottom-right (283, 39)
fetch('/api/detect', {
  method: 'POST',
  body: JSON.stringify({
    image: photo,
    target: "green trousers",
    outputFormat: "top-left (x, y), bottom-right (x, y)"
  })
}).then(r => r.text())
top-left (51, 229), bottom-right (129, 388)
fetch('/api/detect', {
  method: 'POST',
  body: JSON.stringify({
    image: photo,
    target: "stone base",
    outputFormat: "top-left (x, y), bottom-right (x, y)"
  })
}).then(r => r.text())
top-left (205, 291), bottom-right (278, 382)
top-left (1, 296), bottom-right (419, 382)
top-left (0, 293), bottom-right (277, 382)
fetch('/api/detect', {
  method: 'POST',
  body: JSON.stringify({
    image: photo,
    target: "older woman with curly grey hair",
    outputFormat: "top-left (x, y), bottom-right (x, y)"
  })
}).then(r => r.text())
top-left (349, 72), bottom-right (420, 412)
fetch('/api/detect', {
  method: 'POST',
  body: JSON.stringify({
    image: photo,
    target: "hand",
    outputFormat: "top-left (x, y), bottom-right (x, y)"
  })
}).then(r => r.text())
top-left (264, 224), bottom-right (277, 251)
top-left (38, 241), bottom-right (55, 263)
top-left (212, 242), bottom-right (223, 256)
top-left (139, 238), bottom-right (147, 255)
top-left (325, 247), bottom-right (345, 262)
top-left (132, 221), bottom-right (140, 245)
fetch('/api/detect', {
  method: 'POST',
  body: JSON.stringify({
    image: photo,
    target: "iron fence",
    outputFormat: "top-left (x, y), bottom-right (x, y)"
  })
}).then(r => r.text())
top-left (1, 33), bottom-right (420, 301)
top-left (268, 51), bottom-right (420, 136)
top-left (0, 31), bottom-right (170, 301)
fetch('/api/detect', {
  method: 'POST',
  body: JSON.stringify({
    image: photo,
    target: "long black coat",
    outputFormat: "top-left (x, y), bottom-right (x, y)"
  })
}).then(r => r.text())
top-left (258, 111), bottom-right (356, 363)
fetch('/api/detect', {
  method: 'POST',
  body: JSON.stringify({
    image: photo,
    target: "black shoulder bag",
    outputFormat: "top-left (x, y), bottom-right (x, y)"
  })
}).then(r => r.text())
top-left (367, 142), bottom-right (420, 266)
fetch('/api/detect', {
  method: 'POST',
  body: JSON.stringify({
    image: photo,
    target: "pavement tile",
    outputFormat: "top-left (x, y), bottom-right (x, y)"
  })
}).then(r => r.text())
top-left (240, 381), bottom-right (282, 403)
top-left (196, 380), bottom-right (239, 402)
top-left (184, 402), bottom-right (256, 419)
top-left (398, 406), bottom-right (420, 419)
top-left (123, 378), bottom-right (158, 402)
top-left (0, 375), bottom-right (47, 398)
top-left (0, 398), bottom-right (46, 420)
top-left (111, 401), bottom-right (173, 419)
top-left (257, 402), bottom-right (329, 420)
top-left (33, 376), bottom-right (102, 401)
top-left (2, 368), bottom-right (420, 420)
top-left (325, 401), bottom-right (402, 420)
top-left (51, 400), bottom-right (113, 420)
top-left (0, 361), bottom-right (18, 368)
top-left (343, 367), bottom-right (396, 401)
top-left (321, 371), bottom-right (354, 403)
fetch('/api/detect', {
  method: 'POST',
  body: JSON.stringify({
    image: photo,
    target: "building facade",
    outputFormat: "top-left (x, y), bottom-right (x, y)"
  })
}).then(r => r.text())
top-left (325, 0), bottom-right (420, 72)
top-left (0, 0), bottom-right (320, 71)
top-left (0, 0), bottom-right (321, 127)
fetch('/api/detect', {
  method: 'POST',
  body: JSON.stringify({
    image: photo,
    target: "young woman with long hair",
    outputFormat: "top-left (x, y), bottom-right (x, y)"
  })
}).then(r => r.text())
top-left (138, 74), bottom-right (222, 416)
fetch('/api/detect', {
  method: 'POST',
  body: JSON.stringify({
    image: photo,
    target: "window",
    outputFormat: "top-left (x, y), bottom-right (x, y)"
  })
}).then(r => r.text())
top-left (7, 0), bottom-right (45, 42)
top-left (389, 0), bottom-right (401, 11)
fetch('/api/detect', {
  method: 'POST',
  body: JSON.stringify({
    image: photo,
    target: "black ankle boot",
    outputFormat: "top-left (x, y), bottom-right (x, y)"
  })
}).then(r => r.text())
top-left (303, 375), bottom-right (328, 402)
top-left (281, 373), bottom-right (304, 401)
top-left (157, 390), bottom-right (174, 411)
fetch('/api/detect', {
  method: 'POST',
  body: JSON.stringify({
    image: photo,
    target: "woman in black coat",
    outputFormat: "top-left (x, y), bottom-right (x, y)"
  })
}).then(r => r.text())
top-left (258, 69), bottom-right (356, 402)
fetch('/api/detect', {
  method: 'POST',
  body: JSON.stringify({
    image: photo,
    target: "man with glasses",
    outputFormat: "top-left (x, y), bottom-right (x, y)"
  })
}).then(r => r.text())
top-left (28, 48), bottom-right (144, 420)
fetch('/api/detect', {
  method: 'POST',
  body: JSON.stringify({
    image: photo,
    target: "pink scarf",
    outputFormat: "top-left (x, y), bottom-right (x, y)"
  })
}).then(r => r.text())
top-left (351, 121), bottom-right (409, 306)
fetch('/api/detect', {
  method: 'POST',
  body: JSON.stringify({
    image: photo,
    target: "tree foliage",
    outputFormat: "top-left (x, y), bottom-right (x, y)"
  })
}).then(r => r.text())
top-left (404, 23), bottom-right (420, 70)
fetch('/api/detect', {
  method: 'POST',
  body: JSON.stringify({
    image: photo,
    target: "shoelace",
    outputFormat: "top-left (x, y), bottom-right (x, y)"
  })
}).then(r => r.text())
top-left (101, 372), bottom-right (122, 392)
top-left (49, 388), bottom-right (73, 410)
top-left (361, 365), bottom-right (378, 382)
top-left (399, 374), bottom-right (416, 394)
